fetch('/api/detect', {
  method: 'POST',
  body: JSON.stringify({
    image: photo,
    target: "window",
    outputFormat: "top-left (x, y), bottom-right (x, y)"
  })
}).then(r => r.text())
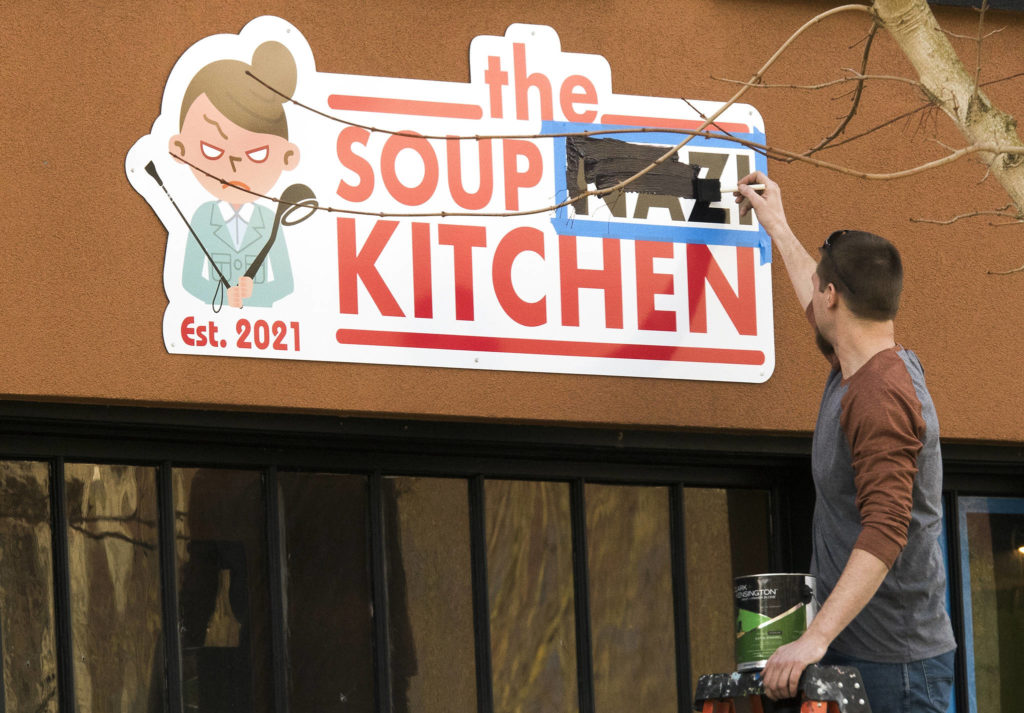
top-left (0, 406), bottom-right (842, 712)
top-left (0, 461), bottom-right (57, 713)
top-left (956, 496), bottom-right (1024, 713)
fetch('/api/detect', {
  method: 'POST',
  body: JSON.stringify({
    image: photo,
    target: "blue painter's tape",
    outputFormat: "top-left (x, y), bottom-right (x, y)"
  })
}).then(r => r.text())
top-left (543, 120), bottom-right (772, 264)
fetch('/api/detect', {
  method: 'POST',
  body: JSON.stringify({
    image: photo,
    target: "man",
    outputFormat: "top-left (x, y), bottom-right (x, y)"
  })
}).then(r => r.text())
top-left (735, 172), bottom-right (956, 713)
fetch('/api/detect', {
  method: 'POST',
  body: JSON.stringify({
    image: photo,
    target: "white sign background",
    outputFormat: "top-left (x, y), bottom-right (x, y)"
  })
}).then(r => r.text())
top-left (126, 16), bottom-right (775, 382)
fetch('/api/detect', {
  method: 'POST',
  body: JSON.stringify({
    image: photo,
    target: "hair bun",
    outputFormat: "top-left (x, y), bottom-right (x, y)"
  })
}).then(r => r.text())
top-left (251, 41), bottom-right (297, 101)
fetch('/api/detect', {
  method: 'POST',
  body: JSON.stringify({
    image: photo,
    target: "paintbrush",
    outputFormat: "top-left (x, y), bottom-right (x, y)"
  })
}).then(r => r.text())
top-left (711, 183), bottom-right (767, 197)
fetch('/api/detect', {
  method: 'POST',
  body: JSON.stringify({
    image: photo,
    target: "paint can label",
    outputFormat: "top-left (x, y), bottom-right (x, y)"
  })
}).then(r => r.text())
top-left (734, 573), bottom-right (817, 671)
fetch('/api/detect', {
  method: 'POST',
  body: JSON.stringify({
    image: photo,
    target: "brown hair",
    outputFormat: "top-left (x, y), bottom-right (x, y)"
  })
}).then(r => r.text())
top-left (817, 230), bottom-right (903, 321)
top-left (179, 41), bottom-right (296, 139)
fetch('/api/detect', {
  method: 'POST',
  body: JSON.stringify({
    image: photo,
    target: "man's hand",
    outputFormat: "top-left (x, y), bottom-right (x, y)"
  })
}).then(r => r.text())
top-left (736, 171), bottom-right (788, 238)
top-left (761, 629), bottom-right (829, 700)
top-left (760, 550), bottom-right (890, 700)
top-left (734, 170), bottom-right (816, 310)
top-left (238, 276), bottom-right (254, 299)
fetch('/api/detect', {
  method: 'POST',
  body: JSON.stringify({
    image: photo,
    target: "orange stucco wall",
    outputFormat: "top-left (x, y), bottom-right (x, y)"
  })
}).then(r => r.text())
top-left (3, 1), bottom-right (1023, 442)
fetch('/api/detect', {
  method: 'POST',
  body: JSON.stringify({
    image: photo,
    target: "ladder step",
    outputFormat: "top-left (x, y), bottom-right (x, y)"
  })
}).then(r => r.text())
top-left (693, 665), bottom-right (870, 713)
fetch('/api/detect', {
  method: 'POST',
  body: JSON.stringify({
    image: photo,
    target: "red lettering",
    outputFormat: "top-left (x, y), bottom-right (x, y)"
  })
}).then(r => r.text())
top-left (412, 222), bottom-right (433, 319)
top-left (558, 235), bottom-right (623, 329)
top-left (380, 132), bottom-right (438, 206)
top-left (181, 316), bottom-right (199, 346)
top-left (493, 227), bottom-right (546, 327)
top-left (560, 75), bottom-right (598, 123)
top-left (438, 225), bottom-right (487, 321)
top-left (502, 139), bottom-right (542, 211)
top-left (687, 245), bottom-right (757, 335)
top-left (635, 240), bottom-right (676, 332)
top-left (446, 137), bottom-right (493, 210)
top-left (484, 54), bottom-right (509, 119)
top-left (337, 218), bottom-right (404, 317)
top-left (513, 42), bottom-right (552, 121)
top-left (336, 127), bottom-right (374, 202)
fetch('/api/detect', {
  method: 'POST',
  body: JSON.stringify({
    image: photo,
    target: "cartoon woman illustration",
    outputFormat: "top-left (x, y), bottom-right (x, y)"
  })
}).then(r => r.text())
top-left (169, 41), bottom-right (301, 308)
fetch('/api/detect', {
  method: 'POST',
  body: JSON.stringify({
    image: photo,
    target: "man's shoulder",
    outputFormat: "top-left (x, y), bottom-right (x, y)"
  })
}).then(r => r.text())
top-left (853, 346), bottom-right (920, 389)
top-left (840, 347), bottom-right (928, 434)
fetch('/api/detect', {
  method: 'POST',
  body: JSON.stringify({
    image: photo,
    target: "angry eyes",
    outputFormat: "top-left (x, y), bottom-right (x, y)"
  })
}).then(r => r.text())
top-left (199, 141), bottom-right (269, 163)
top-left (200, 141), bottom-right (223, 160)
top-left (246, 146), bottom-right (269, 163)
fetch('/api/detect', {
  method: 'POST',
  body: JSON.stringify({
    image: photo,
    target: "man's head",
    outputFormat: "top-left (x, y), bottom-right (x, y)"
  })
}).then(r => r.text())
top-left (816, 229), bottom-right (903, 321)
top-left (169, 41), bottom-right (300, 206)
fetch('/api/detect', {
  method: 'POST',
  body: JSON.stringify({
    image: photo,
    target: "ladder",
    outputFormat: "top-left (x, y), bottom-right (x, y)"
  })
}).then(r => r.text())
top-left (693, 664), bottom-right (871, 713)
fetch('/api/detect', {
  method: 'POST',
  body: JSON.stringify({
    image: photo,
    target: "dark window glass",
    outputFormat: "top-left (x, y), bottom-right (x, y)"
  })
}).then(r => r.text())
top-left (0, 461), bottom-right (58, 713)
top-left (684, 488), bottom-right (771, 688)
top-left (65, 464), bottom-right (165, 712)
top-left (486, 479), bottom-right (578, 713)
top-left (586, 484), bottom-right (676, 713)
top-left (383, 476), bottom-right (476, 713)
top-left (958, 496), bottom-right (1024, 712)
top-left (277, 472), bottom-right (375, 712)
top-left (173, 468), bottom-right (271, 713)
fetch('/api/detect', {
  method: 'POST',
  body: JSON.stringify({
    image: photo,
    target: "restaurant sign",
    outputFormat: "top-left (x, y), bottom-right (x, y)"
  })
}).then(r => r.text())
top-left (126, 16), bottom-right (774, 382)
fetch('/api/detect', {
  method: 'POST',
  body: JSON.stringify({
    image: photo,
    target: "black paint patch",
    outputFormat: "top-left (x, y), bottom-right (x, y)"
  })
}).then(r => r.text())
top-left (566, 136), bottom-right (725, 223)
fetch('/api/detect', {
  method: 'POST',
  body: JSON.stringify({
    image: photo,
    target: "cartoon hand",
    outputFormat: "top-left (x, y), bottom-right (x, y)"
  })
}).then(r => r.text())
top-left (238, 276), bottom-right (253, 299)
top-left (227, 285), bottom-right (243, 308)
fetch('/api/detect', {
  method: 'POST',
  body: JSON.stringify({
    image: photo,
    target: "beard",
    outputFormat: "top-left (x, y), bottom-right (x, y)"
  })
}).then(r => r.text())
top-left (815, 326), bottom-right (835, 359)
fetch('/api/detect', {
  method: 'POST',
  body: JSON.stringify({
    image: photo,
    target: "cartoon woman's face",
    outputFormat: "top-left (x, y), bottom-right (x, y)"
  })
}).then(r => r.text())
top-left (170, 93), bottom-right (299, 206)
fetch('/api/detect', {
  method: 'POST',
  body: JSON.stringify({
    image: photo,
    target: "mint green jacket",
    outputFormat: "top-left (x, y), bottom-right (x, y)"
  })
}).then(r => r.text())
top-left (181, 202), bottom-right (294, 308)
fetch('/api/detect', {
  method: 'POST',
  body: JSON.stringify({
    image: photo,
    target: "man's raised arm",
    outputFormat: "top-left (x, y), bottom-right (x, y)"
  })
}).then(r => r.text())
top-left (737, 172), bottom-right (817, 311)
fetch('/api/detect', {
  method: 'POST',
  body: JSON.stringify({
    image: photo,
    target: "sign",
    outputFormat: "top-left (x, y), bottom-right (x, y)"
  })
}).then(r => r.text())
top-left (126, 16), bottom-right (775, 382)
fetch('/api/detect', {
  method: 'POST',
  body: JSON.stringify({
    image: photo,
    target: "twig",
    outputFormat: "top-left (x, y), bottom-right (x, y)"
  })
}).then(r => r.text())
top-left (805, 23), bottom-right (879, 157)
top-left (74, 514), bottom-right (157, 526)
top-left (70, 523), bottom-right (157, 550)
top-left (987, 260), bottom-right (1024, 275)
top-left (909, 204), bottom-right (1013, 224)
top-left (944, 26), bottom-right (1005, 41)
top-left (729, 69), bottom-right (1024, 155)
top-left (34, 687), bottom-right (57, 713)
top-left (974, 0), bottom-right (990, 95)
top-left (710, 72), bottom-right (919, 91)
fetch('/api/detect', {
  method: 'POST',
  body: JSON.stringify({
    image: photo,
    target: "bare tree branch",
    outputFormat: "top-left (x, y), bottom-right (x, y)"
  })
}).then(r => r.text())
top-left (805, 24), bottom-right (879, 156)
top-left (874, 0), bottom-right (1024, 218)
top-left (813, 71), bottom-right (1024, 154)
top-left (172, 135), bottom-right (1024, 221)
top-left (974, 0), bottom-right (990, 95)
top-left (710, 71), bottom-right (920, 91)
top-left (909, 204), bottom-right (1015, 224)
top-left (987, 261), bottom-right (1024, 275)
top-left (70, 523), bottom-right (157, 551)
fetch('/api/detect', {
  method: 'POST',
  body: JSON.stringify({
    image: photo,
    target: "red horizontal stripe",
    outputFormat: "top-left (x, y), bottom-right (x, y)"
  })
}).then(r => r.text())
top-left (337, 329), bottom-right (764, 365)
top-left (601, 113), bottom-right (749, 134)
top-left (328, 95), bottom-right (483, 120)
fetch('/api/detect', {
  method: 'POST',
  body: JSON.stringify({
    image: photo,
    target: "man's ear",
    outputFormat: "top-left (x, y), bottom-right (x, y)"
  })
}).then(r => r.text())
top-left (169, 135), bottom-right (186, 161)
top-left (824, 282), bottom-right (838, 308)
top-left (282, 142), bottom-right (300, 170)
